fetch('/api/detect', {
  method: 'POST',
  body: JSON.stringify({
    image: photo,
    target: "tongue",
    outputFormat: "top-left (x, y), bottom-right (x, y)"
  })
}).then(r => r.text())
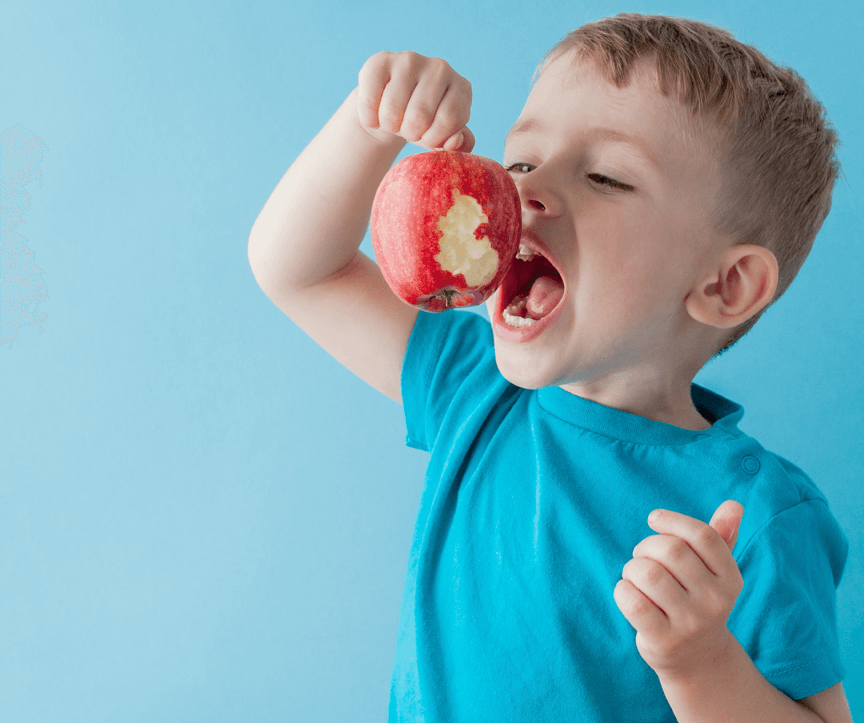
top-left (526, 275), bottom-right (564, 320)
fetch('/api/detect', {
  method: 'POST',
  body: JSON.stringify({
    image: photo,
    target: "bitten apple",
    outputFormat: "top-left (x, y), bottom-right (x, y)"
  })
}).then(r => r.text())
top-left (370, 150), bottom-right (522, 312)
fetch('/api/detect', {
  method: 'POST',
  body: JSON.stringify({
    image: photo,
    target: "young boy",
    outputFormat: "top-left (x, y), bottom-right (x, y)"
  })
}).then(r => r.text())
top-left (248, 14), bottom-right (851, 723)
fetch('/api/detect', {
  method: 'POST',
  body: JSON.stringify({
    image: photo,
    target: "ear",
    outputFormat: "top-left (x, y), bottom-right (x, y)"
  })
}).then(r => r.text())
top-left (686, 244), bottom-right (779, 329)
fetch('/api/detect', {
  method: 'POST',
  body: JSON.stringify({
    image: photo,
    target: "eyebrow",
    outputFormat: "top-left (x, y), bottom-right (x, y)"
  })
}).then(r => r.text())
top-left (505, 118), bottom-right (658, 167)
top-left (504, 118), bottom-right (544, 144)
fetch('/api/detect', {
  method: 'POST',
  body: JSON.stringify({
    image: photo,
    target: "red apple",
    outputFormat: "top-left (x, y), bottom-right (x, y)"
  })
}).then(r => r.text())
top-left (370, 150), bottom-right (522, 312)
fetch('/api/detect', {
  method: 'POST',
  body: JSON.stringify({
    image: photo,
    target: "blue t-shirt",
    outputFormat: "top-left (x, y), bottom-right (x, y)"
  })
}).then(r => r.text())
top-left (390, 310), bottom-right (848, 723)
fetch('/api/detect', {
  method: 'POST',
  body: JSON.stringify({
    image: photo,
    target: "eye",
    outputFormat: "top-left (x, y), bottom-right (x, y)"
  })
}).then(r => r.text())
top-left (586, 173), bottom-right (634, 192)
top-left (505, 164), bottom-right (635, 192)
top-left (504, 163), bottom-right (533, 174)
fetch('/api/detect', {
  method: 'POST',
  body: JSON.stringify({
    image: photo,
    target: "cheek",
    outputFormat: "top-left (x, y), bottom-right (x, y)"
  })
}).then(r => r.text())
top-left (596, 210), bottom-right (687, 289)
top-left (579, 231), bottom-right (674, 321)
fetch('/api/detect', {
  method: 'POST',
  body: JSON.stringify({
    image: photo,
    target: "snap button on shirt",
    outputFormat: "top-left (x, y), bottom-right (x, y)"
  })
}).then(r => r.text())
top-left (741, 455), bottom-right (761, 474)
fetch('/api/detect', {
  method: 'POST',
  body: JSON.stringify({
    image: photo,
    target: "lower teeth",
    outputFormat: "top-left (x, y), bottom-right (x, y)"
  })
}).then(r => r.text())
top-left (503, 313), bottom-right (535, 328)
top-left (502, 294), bottom-right (536, 328)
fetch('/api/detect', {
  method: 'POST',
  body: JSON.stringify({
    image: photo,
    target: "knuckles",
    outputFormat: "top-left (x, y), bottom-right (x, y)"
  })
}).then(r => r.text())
top-left (695, 525), bottom-right (720, 549)
top-left (662, 536), bottom-right (691, 562)
top-left (358, 50), bottom-right (471, 144)
top-left (623, 557), bottom-right (665, 588)
top-left (629, 598), bottom-right (650, 619)
top-left (436, 104), bottom-right (468, 129)
top-left (402, 114), bottom-right (433, 141)
top-left (643, 560), bottom-right (666, 586)
top-left (615, 580), bottom-right (647, 618)
top-left (391, 51), bottom-right (450, 78)
top-left (631, 538), bottom-right (681, 570)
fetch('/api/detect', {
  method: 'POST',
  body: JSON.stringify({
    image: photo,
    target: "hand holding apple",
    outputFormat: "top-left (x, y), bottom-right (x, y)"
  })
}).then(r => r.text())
top-left (356, 50), bottom-right (475, 152)
top-left (371, 151), bottom-right (522, 311)
top-left (356, 51), bottom-right (520, 311)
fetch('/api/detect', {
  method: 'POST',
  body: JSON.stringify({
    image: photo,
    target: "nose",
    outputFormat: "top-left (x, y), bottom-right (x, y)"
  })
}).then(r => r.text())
top-left (514, 166), bottom-right (562, 218)
top-left (525, 196), bottom-right (546, 212)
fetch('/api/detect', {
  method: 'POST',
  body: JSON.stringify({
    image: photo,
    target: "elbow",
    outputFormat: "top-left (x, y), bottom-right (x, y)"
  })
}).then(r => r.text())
top-left (247, 232), bottom-right (276, 295)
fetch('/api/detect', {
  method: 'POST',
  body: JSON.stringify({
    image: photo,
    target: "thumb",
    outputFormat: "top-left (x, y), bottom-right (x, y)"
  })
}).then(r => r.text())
top-left (442, 126), bottom-right (475, 153)
top-left (709, 500), bottom-right (745, 551)
top-left (459, 126), bottom-right (476, 152)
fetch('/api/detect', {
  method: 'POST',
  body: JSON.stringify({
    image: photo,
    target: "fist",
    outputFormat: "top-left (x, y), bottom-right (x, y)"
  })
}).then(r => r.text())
top-left (357, 51), bottom-right (474, 152)
top-left (614, 501), bottom-right (745, 678)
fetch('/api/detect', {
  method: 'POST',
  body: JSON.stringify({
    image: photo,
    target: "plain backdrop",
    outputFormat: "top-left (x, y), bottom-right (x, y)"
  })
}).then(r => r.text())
top-left (1, 0), bottom-right (861, 721)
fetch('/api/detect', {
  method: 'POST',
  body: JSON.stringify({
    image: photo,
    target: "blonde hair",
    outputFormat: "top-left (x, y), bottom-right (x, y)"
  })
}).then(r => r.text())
top-left (538, 14), bottom-right (841, 356)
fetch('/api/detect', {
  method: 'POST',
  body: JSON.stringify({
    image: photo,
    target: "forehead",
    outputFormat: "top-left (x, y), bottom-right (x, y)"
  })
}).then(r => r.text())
top-left (509, 54), bottom-right (715, 169)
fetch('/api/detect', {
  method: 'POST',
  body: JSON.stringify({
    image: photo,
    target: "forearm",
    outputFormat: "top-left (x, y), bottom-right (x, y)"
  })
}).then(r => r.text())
top-left (248, 86), bottom-right (406, 295)
top-left (656, 632), bottom-right (824, 723)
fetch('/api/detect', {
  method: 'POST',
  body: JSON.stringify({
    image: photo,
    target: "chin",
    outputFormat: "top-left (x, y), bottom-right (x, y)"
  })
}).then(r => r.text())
top-left (491, 340), bottom-right (552, 390)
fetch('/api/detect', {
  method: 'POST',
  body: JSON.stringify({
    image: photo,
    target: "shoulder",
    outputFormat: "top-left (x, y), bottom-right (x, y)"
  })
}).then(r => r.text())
top-left (729, 440), bottom-right (848, 580)
top-left (696, 416), bottom-right (848, 573)
top-left (761, 448), bottom-right (830, 505)
top-left (702, 398), bottom-right (833, 513)
top-left (406, 308), bottom-right (493, 365)
top-left (725, 438), bottom-right (849, 700)
top-left (401, 309), bottom-right (513, 451)
top-left (403, 309), bottom-right (498, 395)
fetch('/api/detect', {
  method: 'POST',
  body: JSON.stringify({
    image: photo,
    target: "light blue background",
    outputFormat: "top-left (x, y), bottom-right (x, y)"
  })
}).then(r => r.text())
top-left (1, 1), bottom-right (861, 721)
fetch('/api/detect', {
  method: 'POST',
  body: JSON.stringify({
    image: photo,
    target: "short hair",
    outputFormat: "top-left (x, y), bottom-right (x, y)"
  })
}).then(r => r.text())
top-left (536, 14), bottom-right (841, 356)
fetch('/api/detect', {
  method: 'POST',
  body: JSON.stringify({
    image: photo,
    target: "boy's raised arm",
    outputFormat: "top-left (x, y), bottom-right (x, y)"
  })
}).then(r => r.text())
top-left (248, 52), bottom-right (474, 402)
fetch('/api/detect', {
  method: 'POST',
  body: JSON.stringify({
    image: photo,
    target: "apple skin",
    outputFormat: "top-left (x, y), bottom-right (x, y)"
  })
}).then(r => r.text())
top-left (371, 150), bottom-right (522, 312)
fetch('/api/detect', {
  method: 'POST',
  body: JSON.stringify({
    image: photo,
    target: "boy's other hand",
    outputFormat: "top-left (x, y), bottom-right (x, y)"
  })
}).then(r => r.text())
top-left (613, 501), bottom-right (745, 679)
top-left (357, 51), bottom-right (475, 153)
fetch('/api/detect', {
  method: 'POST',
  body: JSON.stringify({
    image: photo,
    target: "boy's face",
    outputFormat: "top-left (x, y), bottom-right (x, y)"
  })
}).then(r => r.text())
top-left (487, 53), bottom-right (725, 407)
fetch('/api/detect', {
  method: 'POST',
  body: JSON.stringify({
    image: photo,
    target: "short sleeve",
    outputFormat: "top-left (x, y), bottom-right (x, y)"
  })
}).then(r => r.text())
top-left (400, 310), bottom-right (497, 453)
top-left (729, 498), bottom-right (849, 700)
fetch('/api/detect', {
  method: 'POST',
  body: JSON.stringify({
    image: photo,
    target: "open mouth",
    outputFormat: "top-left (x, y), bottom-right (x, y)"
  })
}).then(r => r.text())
top-left (497, 242), bottom-right (566, 330)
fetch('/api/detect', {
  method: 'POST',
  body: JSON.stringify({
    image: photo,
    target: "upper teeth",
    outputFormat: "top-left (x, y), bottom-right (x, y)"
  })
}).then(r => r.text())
top-left (516, 243), bottom-right (536, 261)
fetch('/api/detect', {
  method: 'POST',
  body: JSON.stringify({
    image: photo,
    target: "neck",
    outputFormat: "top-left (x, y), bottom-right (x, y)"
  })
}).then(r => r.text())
top-left (559, 376), bottom-right (711, 431)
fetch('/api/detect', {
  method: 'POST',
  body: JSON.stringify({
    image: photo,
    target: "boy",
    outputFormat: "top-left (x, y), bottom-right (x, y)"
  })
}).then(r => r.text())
top-left (248, 14), bottom-right (851, 723)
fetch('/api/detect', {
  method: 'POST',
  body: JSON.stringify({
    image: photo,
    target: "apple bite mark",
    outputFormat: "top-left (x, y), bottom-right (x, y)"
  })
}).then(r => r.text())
top-left (434, 189), bottom-right (499, 290)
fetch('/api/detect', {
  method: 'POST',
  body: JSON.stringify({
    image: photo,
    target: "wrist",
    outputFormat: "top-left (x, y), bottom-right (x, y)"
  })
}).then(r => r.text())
top-left (360, 122), bottom-right (409, 150)
top-left (653, 628), bottom-right (740, 688)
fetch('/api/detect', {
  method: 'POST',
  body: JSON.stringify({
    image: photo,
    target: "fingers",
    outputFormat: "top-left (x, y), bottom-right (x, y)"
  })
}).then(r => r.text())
top-left (397, 61), bottom-right (450, 141)
top-left (616, 505), bottom-right (746, 674)
top-left (415, 72), bottom-right (471, 148)
top-left (708, 500), bottom-right (745, 550)
top-left (356, 51), bottom-right (393, 131)
top-left (453, 125), bottom-right (476, 152)
top-left (621, 555), bottom-right (689, 616)
top-left (614, 578), bottom-right (670, 640)
top-left (631, 533), bottom-right (715, 592)
top-left (647, 507), bottom-right (741, 577)
top-left (357, 51), bottom-right (472, 150)
top-left (376, 59), bottom-right (422, 136)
